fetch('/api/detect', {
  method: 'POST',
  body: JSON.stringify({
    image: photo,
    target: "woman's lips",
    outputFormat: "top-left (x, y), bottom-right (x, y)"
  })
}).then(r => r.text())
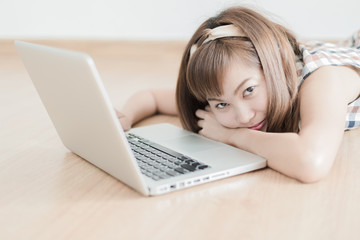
top-left (248, 120), bottom-right (266, 130)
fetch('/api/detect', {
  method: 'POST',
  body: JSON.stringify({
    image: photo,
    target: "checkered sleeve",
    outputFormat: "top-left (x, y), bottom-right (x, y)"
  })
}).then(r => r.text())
top-left (345, 98), bottom-right (360, 130)
top-left (299, 42), bottom-right (360, 83)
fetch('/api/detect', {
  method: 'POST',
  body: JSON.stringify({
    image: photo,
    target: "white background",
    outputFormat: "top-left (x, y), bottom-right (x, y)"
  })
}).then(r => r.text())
top-left (0, 0), bottom-right (359, 40)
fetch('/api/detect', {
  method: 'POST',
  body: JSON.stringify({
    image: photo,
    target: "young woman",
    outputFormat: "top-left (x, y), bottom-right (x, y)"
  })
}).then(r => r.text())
top-left (116, 7), bottom-right (360, 183)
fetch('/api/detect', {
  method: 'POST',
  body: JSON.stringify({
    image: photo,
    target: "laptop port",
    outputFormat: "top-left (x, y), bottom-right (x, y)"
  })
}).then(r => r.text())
top-left (194, 179), bottom-right (201, 183)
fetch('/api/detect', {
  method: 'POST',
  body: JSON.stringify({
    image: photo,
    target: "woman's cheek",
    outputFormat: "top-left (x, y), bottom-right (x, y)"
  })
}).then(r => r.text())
top-left (215, 114), bottom-right (238, 128)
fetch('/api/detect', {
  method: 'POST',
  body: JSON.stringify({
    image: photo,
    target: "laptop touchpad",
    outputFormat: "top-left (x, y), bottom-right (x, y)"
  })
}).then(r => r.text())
top-left (160, 135), bottom-right (222, 154)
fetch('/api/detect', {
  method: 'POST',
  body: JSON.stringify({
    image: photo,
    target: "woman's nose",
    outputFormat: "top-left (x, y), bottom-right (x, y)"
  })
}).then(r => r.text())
top-left (235, 105), bottom-right (255, 125)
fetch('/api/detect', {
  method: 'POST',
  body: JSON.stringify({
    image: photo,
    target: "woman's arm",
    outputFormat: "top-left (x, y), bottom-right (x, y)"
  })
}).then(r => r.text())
top-left (115, 88), bottom-right (177, 130)
top-left (197, 66), bottom-right (360, 183)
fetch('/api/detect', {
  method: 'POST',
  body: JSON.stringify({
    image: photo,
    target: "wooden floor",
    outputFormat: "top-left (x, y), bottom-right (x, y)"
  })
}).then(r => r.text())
top-left (1, 40), bottom-right (359, 240)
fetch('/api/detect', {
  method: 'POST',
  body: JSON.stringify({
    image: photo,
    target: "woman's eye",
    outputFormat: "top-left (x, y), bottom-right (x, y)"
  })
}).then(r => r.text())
top-left (215, 103), bottom-right (228, 109)
top-left (244, 86), bottom-right (255, 96)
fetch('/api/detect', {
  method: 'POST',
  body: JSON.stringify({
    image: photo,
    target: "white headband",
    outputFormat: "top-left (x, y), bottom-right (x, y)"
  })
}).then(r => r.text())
top-left (189, 24), bottom-right (245, 58)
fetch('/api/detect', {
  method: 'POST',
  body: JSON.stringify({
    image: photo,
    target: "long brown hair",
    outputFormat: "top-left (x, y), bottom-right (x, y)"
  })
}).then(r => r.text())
top-left (176, 6), bottom-right (301, 133)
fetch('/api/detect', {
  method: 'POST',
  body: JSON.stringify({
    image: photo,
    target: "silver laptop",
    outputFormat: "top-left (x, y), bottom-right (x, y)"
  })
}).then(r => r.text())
top-left (15, 40), bottom-right (266, 196)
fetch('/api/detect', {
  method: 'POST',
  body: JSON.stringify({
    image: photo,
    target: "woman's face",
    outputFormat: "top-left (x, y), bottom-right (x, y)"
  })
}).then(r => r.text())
top-left (207, 59), bottom-right (268, 131)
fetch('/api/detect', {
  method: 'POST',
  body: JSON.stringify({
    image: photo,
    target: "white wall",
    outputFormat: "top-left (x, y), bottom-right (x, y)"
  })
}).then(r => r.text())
top-left (0, 0), bottom-right (359, 40)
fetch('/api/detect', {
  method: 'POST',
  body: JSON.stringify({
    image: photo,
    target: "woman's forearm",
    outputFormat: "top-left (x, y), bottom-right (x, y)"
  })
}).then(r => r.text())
top-left (228, 129), bottom-right (335, 183)
top-left (120, 90), bottom-right (158, 125)
top-left (118, 88), bottom-right (177, 126)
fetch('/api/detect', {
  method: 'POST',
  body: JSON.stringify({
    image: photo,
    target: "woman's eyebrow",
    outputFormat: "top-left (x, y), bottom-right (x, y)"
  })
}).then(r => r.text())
top-left (233, 78), bottom-right (251, 95)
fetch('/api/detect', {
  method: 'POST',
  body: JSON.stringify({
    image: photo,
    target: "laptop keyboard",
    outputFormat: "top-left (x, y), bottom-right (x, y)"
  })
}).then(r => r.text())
top-left (127, 133), bottom-right (210, 181)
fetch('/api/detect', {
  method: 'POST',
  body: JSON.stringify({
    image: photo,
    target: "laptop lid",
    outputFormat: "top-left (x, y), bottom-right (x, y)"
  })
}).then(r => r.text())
top-left (15, 40), bottom-right (149, 195)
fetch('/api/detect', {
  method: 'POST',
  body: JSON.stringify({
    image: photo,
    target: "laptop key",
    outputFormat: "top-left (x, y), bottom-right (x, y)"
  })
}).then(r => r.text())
top-left (181, 164), bottom-right (196, 172)
top-left (197, 164), bottom-right (209, 170)
top-left (175, 168), bottom-right (187, 174)
top-left (173, 160), bottom-right (183, 165)
top-left (191, 162), bottom-right (201, 167)
top-left (152, 175), bottom-right (161, 181)
top-left (184, 159), bottom-right (196, 165)
top-left (158, 172), bottom-right (171, 179)
top-left (178, 155), bottom-right (191, 162)
top-left (166, 170), bottom-right (181, 177)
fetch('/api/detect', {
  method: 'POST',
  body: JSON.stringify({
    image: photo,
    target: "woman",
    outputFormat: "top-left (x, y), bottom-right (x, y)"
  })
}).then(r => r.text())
top-left (116, 6), bottom-right (360, 183)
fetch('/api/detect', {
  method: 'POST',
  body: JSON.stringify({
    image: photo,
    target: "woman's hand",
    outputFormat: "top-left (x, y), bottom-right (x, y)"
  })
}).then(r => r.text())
top-left (195, 106), bottom-right (232, 144)
top-left (115, 109), bottom-right (132, 131)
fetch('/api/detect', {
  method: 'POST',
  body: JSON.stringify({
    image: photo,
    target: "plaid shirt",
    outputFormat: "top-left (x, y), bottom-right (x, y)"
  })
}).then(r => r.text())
top-left (296, 30), bottom-right (360, 130)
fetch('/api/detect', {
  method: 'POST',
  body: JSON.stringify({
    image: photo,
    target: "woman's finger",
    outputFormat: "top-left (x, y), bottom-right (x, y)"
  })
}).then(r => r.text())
top-left (197, 119), bottom-right (204, 128)
top-left (195, 109), bottom-right (205, 119)
top-left (115, 109), bottom-right (125, 119)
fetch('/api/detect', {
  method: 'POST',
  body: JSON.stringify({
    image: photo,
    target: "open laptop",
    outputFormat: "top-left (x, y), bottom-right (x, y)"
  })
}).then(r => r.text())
top-left (15, 40), bottom-right (267, 196)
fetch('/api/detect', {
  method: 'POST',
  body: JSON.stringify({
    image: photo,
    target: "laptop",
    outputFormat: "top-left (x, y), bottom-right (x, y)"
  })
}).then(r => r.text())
top-left (15, 40), bottom-right (267, 196)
